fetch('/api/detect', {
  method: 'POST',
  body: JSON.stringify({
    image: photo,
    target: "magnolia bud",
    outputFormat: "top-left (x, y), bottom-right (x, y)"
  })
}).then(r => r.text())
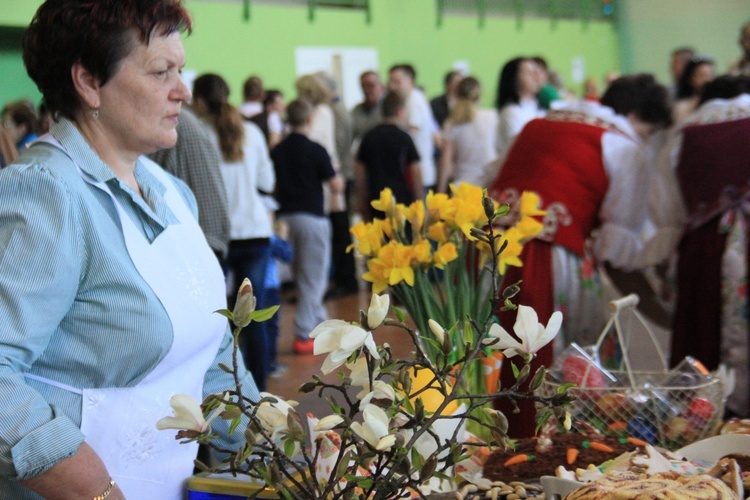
top-left (482, 196), bottom-right (495, 221)
top-left (232, 278), bottom-right (256, 328)
top-left (502, 283), bottom-right (521, 299)
top-left (428, 319), bottom-right (445, 345)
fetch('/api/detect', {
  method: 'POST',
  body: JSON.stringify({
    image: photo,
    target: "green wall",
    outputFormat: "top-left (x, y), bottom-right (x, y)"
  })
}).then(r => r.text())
top-left (617, 0), bottom-right (750, 83)
top-left (0, 0), bottom-right (618, 109)
top-left (182, 0), bottom-right (618, 108)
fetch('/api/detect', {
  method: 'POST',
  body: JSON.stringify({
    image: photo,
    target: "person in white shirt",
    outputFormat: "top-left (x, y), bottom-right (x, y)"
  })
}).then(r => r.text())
top-left (239, 75), bottom-right (264, 119)
top-left (438, 76), bottom-right (497, 192)
top-left (388, 64), bottom-right (438, 192)
top-left (494, 57), bottom-right (544, 164)
top-left (192, 73), bottom-right (276, 392)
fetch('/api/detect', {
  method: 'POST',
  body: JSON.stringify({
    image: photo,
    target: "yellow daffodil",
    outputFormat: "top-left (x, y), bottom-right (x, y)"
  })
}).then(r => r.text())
top-left (404, 200), bottom-right (426, 234)
top-left (411, 239), bottom-right (433, 265)
top-left (515, 191), bottom-right (546, 240)
top-left (363, 259), bottom-right (390, 294)
top-left (426, 190), bottom-right (455, 224)
top-left (426, 221), bottom-right (449, 243)
top-left (349, 220), bottom-right (384, 256)
top-left (384, 242), bottom-right (416, 287)
top-left (432, 242), bottom-right (458, 269)
top-left (371, 187), bottom-right (396, 216)
top-left (496, 226), bottom-right (524, 275)
top-left (518, 191), bottom-right (546, 217)
top-left (450, 183), bottom-right (487, 239)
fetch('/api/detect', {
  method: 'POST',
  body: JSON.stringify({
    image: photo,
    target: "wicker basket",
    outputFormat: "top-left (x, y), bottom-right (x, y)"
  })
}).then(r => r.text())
top-left (538, 294), bottom-right (726, 450)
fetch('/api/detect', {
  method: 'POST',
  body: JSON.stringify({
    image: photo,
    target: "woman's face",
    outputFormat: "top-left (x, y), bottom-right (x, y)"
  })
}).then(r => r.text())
top-left (690, 63), bottom-right (714, 94)
top-left (96, 31), bottom-right (191, 155)
top-left (517, 60), bottom-right (541, 97)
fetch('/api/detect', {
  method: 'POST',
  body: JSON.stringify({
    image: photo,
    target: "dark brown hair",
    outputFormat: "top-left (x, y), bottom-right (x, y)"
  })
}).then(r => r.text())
top-left (2, 101), bottom-right (41, 136)
top-left (23, 0), bottom-right (191, 121)
top-left (193, 73), bottom-right (245, 162)
top-left (601, 74), bottom-right (672, 129)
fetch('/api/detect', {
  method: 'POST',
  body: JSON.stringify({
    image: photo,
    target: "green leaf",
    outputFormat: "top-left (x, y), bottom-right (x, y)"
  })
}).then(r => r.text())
top-left (248, 305), bottom-right (280, 323)
top-left (283, 437), bottom-right (296, 457)
top-left (393, 306), bottom-right (406, 322)
top-left (557, 382), bottom-right (577, 394)
top-left (228, 415), bottom-right (242, 434)
top-left (357, 478), bottom-right (374, 489)
top-left (214, 309), bottom-right (234, 321)
top-left (511, 361), bottom-right (519, 378)
top-left (410, 446), bottom-right (424, 470)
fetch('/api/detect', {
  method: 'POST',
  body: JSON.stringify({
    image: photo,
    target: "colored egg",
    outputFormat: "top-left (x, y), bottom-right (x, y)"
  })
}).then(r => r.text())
top-left (595, 393), bottom-right (631, 422)
top-left (686, 397), bottom-right (715, 426)
top-left (562, 355), bottom-right (606, 388)
top-left (663, 416), bottom-right (697, 442)
top-left (627, 416), bottom-right (657, 444)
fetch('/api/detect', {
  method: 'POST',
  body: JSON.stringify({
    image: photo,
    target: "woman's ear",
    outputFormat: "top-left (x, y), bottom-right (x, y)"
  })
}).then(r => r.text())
top-left (70, 61), bottom-right (101, 111)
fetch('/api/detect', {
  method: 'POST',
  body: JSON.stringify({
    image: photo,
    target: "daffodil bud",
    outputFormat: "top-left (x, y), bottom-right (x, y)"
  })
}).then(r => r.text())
top-left (232, 278), bottom-right (256, 328)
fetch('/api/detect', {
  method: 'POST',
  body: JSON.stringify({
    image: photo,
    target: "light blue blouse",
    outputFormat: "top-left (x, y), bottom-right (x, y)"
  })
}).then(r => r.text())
top-left (0, 119), bottom-right (259, 494)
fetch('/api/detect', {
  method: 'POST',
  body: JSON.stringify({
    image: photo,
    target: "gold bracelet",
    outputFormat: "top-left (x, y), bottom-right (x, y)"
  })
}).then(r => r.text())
top-left (92, 478), bottom-right (115, 500)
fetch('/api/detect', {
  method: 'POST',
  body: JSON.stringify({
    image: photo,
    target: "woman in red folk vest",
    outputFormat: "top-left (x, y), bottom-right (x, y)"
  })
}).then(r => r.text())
top-left (488, 74), bottom-right (672, 437)
top-left (654, 74), bottom-right (750, 418)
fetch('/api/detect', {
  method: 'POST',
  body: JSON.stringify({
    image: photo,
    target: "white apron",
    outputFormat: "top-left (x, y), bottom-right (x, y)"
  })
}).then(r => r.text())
top-left (32, 136), bottom-right (228, 498)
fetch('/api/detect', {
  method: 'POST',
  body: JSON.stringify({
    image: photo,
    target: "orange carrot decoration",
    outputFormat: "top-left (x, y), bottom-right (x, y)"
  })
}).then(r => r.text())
top-left (627, 437), bottom-right (648, 447)
top-left (588, 442), bottom-right (614, 453)
top-left (503, 454), bottom-right (535, 467)
top-left (566, 448), bottom-right (579, 465)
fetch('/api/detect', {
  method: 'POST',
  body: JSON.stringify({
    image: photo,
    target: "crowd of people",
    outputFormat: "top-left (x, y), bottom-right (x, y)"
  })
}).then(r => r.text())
top-left (0, 0), bottom-right (749, 495)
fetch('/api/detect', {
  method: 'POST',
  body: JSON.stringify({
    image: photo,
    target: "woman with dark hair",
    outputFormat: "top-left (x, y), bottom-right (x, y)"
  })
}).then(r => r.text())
top-left (192, 73), bottom-right (275, 391)
top-left (0, 1), bottom-right (259, 497)
top-left (488, 74), bottom-right (672, 438)
top-left (653, 74), bottom-right (750, 417)
top-left (1, 100), bottom-right (41, 151)
top-left (494, 57), bottom-right (544, 163)
top-left (673, 57), bottom-right (715, 124)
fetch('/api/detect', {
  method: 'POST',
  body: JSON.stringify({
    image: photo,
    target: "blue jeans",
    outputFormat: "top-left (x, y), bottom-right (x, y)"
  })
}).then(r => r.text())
top-left (226, 238), bottom-right (271, 391)
top-left (263, 286), bottom-right (281, 370)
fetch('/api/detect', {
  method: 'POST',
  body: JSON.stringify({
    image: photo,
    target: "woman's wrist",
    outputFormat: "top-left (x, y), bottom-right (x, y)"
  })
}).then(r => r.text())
top-left (92, 478), bottom-right (115, 500)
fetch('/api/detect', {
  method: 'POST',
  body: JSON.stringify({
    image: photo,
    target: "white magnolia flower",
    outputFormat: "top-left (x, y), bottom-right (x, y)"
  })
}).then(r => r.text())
top-left (156, 394), bottom-right (224, 433)
top-left (310, 320), bottom-right (380, 374)
top-left (314, 414), bottom-right (345, 431)
top-left (350, 403), bottom-right (394, 451)
top-left (357, 380), bottom-right (397, 404)
top-left (483, 305), bottom-right (562, 358)
top-left (367, 293), bottom-right (390, 329)
top-left (347, 357), bottom-right (375, 389)
top-left (428, 319), bottom-right (445, 345)
top-left (255, 392), bottom-right (299, 439)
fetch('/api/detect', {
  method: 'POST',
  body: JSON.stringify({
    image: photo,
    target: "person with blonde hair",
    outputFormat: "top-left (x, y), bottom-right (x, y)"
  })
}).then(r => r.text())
top-left (192, 73), bottom-right (276, 391)
top-left (437, 76), bottom-right (497, 192)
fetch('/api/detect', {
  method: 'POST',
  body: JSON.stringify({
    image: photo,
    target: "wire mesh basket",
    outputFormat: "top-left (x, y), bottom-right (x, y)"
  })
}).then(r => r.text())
top-left (538, 294), bottom-right (726, 450)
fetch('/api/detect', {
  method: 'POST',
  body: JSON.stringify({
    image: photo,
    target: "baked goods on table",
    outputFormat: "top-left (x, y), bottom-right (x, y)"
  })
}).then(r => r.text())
top-left (563, 471), bottom-right (739, 499)
top-left (552, 435), bottom-right (747, 499)
top-left (482, 432), bottom-right (635, 483)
